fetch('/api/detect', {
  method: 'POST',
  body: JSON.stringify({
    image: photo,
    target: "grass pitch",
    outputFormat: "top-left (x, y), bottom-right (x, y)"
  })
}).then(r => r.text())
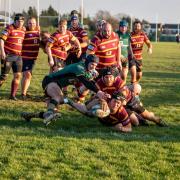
top-left (0, 42), bottom-right (180, 179)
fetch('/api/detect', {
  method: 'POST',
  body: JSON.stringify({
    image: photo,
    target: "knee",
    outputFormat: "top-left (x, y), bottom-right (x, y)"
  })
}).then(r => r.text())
top-left (14, 73), bottom-right (21, 80)
top-left (24, 71), bottom-right (32, 79)
top-left (130, 114), bottom-right (139, 126)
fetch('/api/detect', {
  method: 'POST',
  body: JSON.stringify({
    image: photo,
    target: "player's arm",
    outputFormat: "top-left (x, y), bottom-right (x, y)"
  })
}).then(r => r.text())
top-left (0, 39), bottom-right (6, 60)
top-left (81, 37), bottom-right (89, 48)
top-left (117, 42), bottom-right (122, 71)
top-left (70, 35), bottom-right (82, 58)
top-left (145, 35), bottom-right (152, 54)
top-left (113, 122), bottom-right (132, 132)
top-left (77, 75), bottom-right (99, 92)
top-left (128, 36), bottom-right (135, 59)
top-left (45, 36), bottom-right (56, 67)
top-left (86, 35), bottom-right (99, 55)
top-left (80, 30), bottom-right (89, 48)
top-left (0, 28), bottom-right (9, 60)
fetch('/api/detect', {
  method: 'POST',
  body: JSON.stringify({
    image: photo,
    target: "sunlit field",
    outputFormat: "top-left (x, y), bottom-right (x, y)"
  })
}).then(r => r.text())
top-left (0, 42), bottom-right (180, 179)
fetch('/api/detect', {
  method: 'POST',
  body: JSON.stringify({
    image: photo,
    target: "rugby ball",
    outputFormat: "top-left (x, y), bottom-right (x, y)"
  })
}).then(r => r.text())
top-left (91, 104), bottom-right (110, 118)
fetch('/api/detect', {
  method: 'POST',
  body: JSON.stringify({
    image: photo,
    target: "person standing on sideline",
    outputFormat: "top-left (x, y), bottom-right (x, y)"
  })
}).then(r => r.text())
top-left (21, 17), bottom-right (40, 99)
top-left (0, 14), bottom-right (25, 100)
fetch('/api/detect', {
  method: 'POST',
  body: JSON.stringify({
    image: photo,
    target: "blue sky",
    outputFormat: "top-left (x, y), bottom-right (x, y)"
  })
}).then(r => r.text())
top-left (1, 0), bottom-right (180, 23)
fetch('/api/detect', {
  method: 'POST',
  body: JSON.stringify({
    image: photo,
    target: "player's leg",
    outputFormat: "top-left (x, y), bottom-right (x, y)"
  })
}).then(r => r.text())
top-left (129, 59), bottom-right (137, 84)
top-left (136, 60), bottom-right (143, 82)
top-left (0, 59), bottom-right (12, 87)
top-left (43, 82), bottom-right (64, 125)
top-left (10, 58), bottom-right (22, 100)
top-left (121, 59), bottom-right (128, 83)
top-left (21, 60), bottom-right (35, 99)
top-left (140, 110), bottom-right (168, 127)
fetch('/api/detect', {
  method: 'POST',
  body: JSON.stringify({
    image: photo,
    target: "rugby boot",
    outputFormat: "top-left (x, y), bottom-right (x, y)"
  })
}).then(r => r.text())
top-left (43, 111), bottom-right (61, 126)
top-left (156, 119), bottom-right (168, 127)
top-left (21, 112), bottom-right (38, 122)
top-left (9, 95), bottom-right (18, 101)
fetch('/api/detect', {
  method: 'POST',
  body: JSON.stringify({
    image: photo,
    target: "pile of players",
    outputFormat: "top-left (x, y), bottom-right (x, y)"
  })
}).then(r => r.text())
top-left (0, 10), bottom-right (167, 132)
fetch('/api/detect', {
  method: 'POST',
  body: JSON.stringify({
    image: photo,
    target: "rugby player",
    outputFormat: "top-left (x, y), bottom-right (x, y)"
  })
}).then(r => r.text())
top-left (21, 17), bottom-right (40, 99)
top-left (120, 84), bottom-right (168, 127)
top-left (129, 20), bottom-right (152, 84)
top-left (87, 22), bottom-right (121, 77)
top-left (67, 15), bottom-right (89, 65)
top-left (46, 19), bottom-right (81, 73)
top-left (63, 90), bottom-right (133, 132)
top-left (0, 14), bottom-right (26, 100)
top-left (99, 91), bottom-right (132, 132)
top-left (21, 54), bottom-right (108, 126)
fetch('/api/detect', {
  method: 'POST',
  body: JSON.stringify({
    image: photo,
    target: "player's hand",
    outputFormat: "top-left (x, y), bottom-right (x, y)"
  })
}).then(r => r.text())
top-left (147, 48), bottom-right (152, 55)
top-left (117, 62), bottom-right (122, 72)
top-left (96, 90), bottom-right (106, 99)
top-left (49, 58), bottom-right (54, 67)
top-left (121, 55), bottom-right (127, 63)
top-left (96, 91), bottom-right (111, 100)
top-left (77, 49), bottom-right (82, 58)
top-left (1, 51), bottom-right (6, 60)
top-left (99, 99), bottom-right (109, 112)
top-left (104, 93), bottom-right (111, 99)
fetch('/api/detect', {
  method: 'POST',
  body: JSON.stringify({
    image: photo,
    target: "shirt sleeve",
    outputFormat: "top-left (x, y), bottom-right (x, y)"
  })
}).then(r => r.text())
top-left (87, 36), bottom-right (99, 53)
top-left (0, 27), bottom-right (10, 41)
top-left (69, 31), bottom-right (77, 41)
top-left (77, 75), bottom-right (99, 93)
top-left (46, 33), bottom-right (57, 48)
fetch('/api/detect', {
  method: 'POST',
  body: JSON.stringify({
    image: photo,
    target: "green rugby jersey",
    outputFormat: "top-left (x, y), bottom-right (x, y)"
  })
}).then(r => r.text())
top-left (116, 31), bottom-right (130, 58)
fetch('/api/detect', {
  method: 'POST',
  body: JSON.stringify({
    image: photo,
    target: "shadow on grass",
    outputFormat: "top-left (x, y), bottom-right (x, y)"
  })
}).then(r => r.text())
top-left (0, 90), bottom-right (45, 102)
top-left (140, 71), bottom-right (180, 106)
top-left (0, 107), bottom-right (179, 143)
top-left (143, 71), bottom-right (180, 79)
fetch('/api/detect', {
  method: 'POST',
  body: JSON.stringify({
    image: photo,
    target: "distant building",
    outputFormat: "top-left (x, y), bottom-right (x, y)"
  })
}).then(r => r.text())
top-left (149, 23), bottom-right (179, 35)
top-left (162, 24), bottom-right (179, 35)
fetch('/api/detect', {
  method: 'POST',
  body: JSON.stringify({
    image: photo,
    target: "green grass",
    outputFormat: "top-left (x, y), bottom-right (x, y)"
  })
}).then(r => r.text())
top-left (0, 42), bottom-right (180, 179)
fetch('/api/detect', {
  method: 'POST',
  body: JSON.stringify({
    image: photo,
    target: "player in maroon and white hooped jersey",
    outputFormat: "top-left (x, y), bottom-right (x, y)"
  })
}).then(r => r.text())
top-left (87, 22), bottom-right (121, 77)
top-left (67, 15), bottom-right (89, 65)
top-left (0, 13), bottom-right (26, 100)
top-left (21, 17), bottom-right (40, 99)
top-left (46, 19), bottom-right (81, 73)
top-left (95, 67), bottom-right (125, 96)
top-left (129, 20), bottom-right (152, 84)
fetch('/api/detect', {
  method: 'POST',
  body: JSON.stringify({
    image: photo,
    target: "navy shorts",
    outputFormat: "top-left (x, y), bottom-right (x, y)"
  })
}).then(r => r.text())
top-left (126, 97), bottom-right (145, 114)
top-left (22, 60), bottom-right (35, 72)
top-left (129, 59), bottom-right (142, 72)
top-left (4, 54), bottom-right (22, 73)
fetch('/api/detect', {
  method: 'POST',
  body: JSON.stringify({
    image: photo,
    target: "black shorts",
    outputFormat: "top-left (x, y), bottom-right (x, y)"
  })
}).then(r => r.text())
top-left (42, 75), bottom-right (53, 90)
top-left (4, 54), bottom-right (22, 73)
top-left (129, 59), bottom-right (142, 72)
top-left (126, 97), bottom-right (145, 114)
top-left (22, 59), bottom-right (35, 72)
